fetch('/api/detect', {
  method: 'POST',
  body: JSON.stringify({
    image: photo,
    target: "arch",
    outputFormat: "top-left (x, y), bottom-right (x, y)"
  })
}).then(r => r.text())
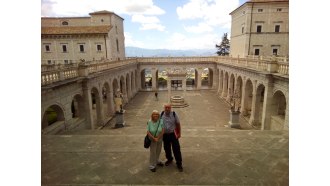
top-left (185, 68), bottom-right (196, 89)
top-left (71, 94), bottom-right (84, 119)
top-left (270, 90), bottom-right (287, 130)
top-left (126, 73), bottom-right (130, 100)
top-left (91, 86), bottom-right (102, 126)
top-left (158, 68), bottom-right (167, 90)
top-left (236, 76), bottom-right (243, 105)
top-left (101, 82), bottom-right (112, 117)
top-left (140, 68), bottom-right (152, 90)
top-left (42, 104), bottom-right (65, 132)
top-left (201, 68), bottom-right (213, 89)
top-left (252, 83), bottom-right (266, 127)
top-left (228, 73), bottom-right (235, 99)
top-left (242, 79), bottom-right (253, 118)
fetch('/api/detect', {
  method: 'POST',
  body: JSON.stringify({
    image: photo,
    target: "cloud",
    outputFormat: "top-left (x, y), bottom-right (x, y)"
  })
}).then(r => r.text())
top-left (124, 32), bottom-right (145, 48)
top-left (164, 32), bottom-right (222, 50)
top-left (177, 0), bottom-right (239, 31)
top-left (41, 0), bottom-right (165, 17)
top-left (184, 22), bottom-right (214, 33)
top-left (132, 15), bottom-right (165, 31)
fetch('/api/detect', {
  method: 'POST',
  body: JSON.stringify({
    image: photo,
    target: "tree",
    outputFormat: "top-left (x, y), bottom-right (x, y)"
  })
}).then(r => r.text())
top-left (215, 33), bottom-right (230, 56)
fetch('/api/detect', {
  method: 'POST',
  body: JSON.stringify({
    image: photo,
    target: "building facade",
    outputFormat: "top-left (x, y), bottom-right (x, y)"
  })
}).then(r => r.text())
top-left (229, 0), bottom-right (289, 57)
top-left (41, 10), bottom-right (125, 65)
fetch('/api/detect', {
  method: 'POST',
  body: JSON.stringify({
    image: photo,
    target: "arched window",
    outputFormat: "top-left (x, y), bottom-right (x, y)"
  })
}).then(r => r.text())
top-left (62, 21), bottom-right (68, 26)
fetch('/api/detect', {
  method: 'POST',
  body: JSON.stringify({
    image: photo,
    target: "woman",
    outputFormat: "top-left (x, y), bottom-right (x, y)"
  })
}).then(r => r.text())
top-left (147, 110), bottom-right (164, 172)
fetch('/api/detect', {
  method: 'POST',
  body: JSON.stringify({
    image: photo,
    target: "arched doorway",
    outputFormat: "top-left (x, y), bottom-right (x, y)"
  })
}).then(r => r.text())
top-left (186, 68), bottom-right (196, 90)
top-left (242, 79), bottom-right (253, 119)
top-left (101, 82), bottom-right (111, 118)
top-left (42, 104), bottom-right (65, 134)
top-left (270, 90), bottom-right (287, 130)
top-left (201, 68), bottom-right (214, 89)
top-left (71, 94), bottom-right (84, 119)
top-left (158, 68), bottom-right (168, 90)
top-left (141, 68), bottom-right (152, 90)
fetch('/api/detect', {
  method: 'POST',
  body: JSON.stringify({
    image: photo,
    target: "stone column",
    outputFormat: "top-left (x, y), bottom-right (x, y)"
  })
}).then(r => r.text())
top-left (226, 76), bottom-right (233, 102)
top-left (249, 86), bottom-right (261, 127)
top-left (83, 86), bottom-right (94, 129)
top-left (96, 91), bottom-right (104, 126)
top-left (107, 90), bottom-right (115, 116)
top-left (217, 70), bottom-right (222, 95)
top-left (196, 69), bottom-right (202, 90)
top-left (240, 79), bottom-right (247, 114)
top-left (152, 68), bottom-right (157, 91)
top-left (284, 98), bottom-right (289, 130)
top-left (127, 76), bottom-right (132, 100)
top-left (182, 78), bottom-right (187, 97)
top-left (167, 78), bottom-right (171, 103)
top-left (261, 84), bottom-right (274, 130)
top-left (221, 74), bottom-right (227, 98)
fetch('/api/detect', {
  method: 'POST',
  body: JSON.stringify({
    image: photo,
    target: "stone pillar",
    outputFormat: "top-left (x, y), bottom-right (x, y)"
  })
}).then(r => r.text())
top-left (108, 90), bottom-right (115, 116)
top-left (167, 78), bottom-right (171, 103)
top-left (152, 68), bottom-right (157, 91)
top-left (284, 98), bottom-right (289, 130)
top-left (217, 70), bottom-right (222, 94)
top-left (196, 69), bottom-right (202, 90)
top-left (83, 86), bottom-right (94, 129)
top-left (261, 84), bottom-right (274, 130)
top-left (240, 79), bottom-right (247, 114)
top-left (96, 91), bottom-right (104, 126)
top-left (249, 87), bottom-right (261, 126)
top-left (127, 76), bottom-right (132, 100)
top-left (226, 76), bottom-right (233, 102)
top-left (221, 74), bottom-right (227, 98)
top-left (182, 78), bottom-right (187, 97)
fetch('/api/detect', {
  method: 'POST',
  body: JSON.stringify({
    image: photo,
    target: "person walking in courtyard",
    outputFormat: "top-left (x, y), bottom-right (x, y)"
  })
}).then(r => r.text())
top-left (147, 110), bottom-right (165, 172)
top-left (154, 91), bottom-right (158, 101)
top-left (161, 103), bottom-right (183, 172)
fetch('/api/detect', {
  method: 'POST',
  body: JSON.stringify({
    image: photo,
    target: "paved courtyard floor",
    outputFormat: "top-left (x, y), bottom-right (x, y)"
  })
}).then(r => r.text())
top-left (42, 90), bottom-right (289, 185)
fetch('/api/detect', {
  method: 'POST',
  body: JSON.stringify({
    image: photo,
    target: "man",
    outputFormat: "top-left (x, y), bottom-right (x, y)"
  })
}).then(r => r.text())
top-left (161, 103), bottom-right (183, 172)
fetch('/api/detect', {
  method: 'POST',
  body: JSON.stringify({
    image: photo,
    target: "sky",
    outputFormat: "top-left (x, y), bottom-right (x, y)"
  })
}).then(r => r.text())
top-left (41, 0), bottom-right (248, 50)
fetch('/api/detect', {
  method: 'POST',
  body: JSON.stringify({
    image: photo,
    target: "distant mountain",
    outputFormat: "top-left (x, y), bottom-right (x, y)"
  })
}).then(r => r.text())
top-left (125, 47), bottom-right (217, 57)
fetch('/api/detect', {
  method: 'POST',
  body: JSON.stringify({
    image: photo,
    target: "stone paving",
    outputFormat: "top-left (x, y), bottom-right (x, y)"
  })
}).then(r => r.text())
top-left (42, 90), bottom-right (289, 185)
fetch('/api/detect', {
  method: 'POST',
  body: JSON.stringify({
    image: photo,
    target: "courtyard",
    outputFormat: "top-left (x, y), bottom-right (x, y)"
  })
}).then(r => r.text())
top-left (42, 90), bottom-right (289, 185)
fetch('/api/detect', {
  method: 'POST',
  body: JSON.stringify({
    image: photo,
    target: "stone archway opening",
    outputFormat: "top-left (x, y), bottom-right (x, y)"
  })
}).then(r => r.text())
top-left (42, 104), bottom-right (65, 134)
top-left (201, 68), bottom-right (213, 89)
top-left (71, 94), bottom-right (84, 119)
top-left (270, 90), bottom-right (287, 130)
top-left (141, 68), bottom-right (152, 90)
top-left (101, 82), bottom-right (111, 118)
top-left (158, 69), bottom-right (168, 90)
top-left (242, 79), bottom-right (253, 119)
top-left (91, 87), bottom-right (102, 127)
top-left (185, 68), bottom-right (196, 90)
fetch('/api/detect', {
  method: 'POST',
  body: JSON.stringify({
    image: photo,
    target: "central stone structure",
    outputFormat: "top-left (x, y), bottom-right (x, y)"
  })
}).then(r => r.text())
top-left (170, 95), bottom-right (188, 108)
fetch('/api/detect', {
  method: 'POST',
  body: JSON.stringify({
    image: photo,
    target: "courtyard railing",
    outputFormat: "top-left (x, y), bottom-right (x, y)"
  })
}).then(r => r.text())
top-left (41, 56), bottom-right (288, 86)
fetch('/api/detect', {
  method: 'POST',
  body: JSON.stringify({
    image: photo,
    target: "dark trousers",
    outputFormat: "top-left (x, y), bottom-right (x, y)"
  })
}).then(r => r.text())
top-left (163, 132), bottom-right (182, 166)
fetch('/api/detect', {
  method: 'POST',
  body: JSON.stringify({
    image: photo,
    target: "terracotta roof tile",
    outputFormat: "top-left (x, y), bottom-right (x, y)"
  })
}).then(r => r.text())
top-left (41, 26), bottom-right (111, 35)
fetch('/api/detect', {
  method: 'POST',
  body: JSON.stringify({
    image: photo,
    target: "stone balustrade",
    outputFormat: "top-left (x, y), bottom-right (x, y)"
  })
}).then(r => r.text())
top-left (41, 56), bottom-right (289, 86)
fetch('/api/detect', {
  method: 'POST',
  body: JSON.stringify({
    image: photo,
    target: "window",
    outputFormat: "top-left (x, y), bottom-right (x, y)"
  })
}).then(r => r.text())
top-left (242, 27), bottom-right (244, 34)
top-left (47, 60), bottom-right (52, 64)
top-left (258, 9), bottom-right (263, 12)
top-left (277, 8), bottom-right (282, 12)
top-left (275, 25), bottom-right (280, 32)
top-left (116, 39), bottom-right (119, 52)
top-left (255, 49), bottom-right (260, 56)
top-left (97, 44), bottom-right (102, 51)
top-left (62, 45), bottom-right (67, 52)
top-left (79, 45), bottom-right (84, 52)
top-left (62, 21), bottom-right (68, 26)
top-left (64, 60), bottom-right (69, 64)
top-left (45, 45), bottom-right (50, 52)
top-left (257, 25), bottom-right (262, 33)
top-left (273, 49), bottom-right (278, 55)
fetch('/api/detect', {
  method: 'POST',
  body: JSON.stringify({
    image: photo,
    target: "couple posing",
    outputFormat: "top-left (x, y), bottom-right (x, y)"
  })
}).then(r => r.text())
top-left (146, 103), bottom-right (183, 172)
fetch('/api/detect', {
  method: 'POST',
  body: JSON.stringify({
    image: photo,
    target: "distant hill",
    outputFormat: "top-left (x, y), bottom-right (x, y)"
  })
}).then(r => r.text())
top-left (125, 47), bottom-right (217, 57)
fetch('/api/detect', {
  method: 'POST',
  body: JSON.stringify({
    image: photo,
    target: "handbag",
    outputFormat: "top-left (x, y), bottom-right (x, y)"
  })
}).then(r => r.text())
top-left (144, 120), bottom-right (160, 149)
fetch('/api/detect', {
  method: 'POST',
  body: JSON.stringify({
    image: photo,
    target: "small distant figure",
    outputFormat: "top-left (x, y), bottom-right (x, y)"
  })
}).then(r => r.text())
top-left (155, 91), bottom-right (158, 101)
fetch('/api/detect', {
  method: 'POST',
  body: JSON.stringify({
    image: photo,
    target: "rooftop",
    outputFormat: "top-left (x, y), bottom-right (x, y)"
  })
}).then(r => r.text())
top-left (41, 26), bottom-right (111, 35)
